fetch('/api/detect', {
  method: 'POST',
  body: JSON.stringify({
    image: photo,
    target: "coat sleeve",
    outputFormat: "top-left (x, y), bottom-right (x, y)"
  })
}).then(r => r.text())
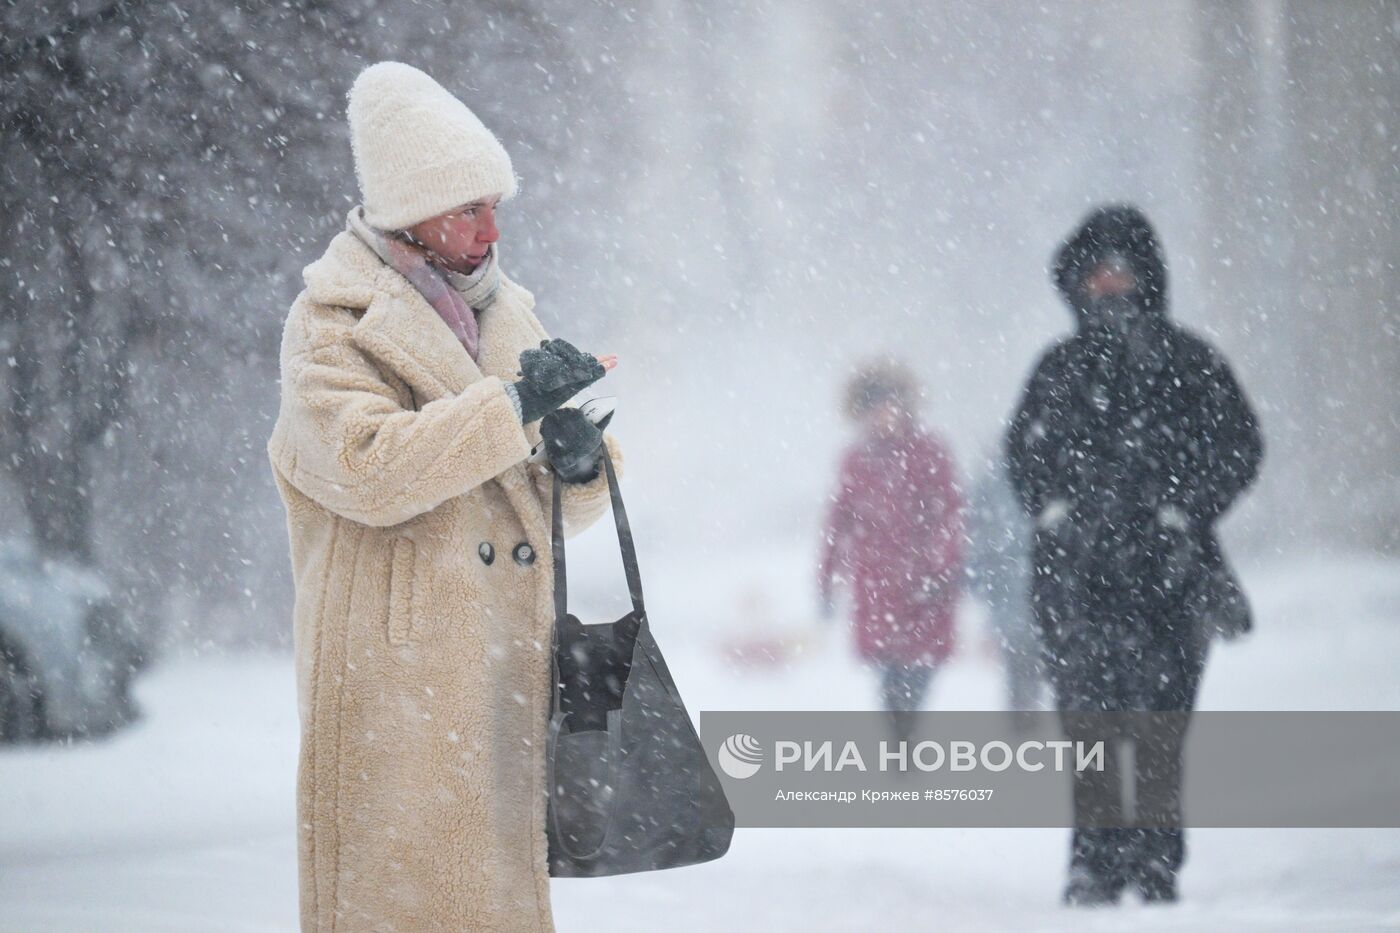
top-left (273, 341), bottom-right (533, 527)
top-left (817, 449), bottom-right (859, 599)
top-left (1183, 347), bottom-right (1264, 523)
top-left (1003, 348), bottom-right (1070, 522)
top-left (528, 431), bottom-right (625, 540)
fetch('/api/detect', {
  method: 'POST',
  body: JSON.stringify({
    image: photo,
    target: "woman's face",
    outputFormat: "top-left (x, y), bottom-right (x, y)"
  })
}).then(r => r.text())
top-left (405, 196), bottom-right (503, 273)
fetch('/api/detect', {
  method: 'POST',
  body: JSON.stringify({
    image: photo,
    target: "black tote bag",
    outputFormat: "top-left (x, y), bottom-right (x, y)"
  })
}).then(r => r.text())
top-left (545, 445), bottom-right (734, 877)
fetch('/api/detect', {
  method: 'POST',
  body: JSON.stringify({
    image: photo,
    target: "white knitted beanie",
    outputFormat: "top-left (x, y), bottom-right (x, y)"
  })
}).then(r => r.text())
top-left (347, 61), bottom-right (518, 231)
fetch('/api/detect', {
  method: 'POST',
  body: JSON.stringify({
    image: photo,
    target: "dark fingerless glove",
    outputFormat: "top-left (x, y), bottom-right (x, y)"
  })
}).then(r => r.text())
top-left (511, 338), bottom-right (606, 424)
top-left (539, 407), bottom-right (605, 484)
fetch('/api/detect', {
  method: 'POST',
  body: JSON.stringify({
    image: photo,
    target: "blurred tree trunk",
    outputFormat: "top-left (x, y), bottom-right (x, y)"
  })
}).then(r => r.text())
top-left (3, 10), bottom-right (139, 563)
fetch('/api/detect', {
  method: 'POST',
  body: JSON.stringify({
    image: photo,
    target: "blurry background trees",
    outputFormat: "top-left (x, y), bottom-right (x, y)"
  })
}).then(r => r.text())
top-left (1, 0), bottom-right (1396, 655)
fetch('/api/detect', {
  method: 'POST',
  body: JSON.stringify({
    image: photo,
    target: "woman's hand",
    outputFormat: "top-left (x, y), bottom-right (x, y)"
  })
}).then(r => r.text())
top-left (539, 407), bottom-right (605, 484)
top-left (511, 338), bottom-right (613, 423)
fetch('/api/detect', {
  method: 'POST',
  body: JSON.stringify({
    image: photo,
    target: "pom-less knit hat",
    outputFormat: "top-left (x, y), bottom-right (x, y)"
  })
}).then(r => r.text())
top-left (347, 61), bottom-right (518, 231)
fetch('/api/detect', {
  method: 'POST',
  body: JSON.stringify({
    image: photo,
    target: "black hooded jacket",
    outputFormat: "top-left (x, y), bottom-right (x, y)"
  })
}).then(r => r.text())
top-left (1004, 206), bottom-right (1263, 625)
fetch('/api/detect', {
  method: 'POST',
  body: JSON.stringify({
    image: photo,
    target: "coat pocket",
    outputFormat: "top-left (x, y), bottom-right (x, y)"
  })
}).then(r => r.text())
top-left (387, 536), bottom-right (418, 646)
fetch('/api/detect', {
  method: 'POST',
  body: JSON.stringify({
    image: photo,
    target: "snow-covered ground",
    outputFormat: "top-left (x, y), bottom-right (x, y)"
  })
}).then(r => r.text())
top-left (2, 550), bottom-right (1399, 932)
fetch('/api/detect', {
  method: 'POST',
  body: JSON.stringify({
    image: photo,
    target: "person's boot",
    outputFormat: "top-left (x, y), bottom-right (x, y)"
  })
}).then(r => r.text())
top-left (1130, 828), bottom-right (1183, 903)
top-left (1062, 826), bottom-right (1128, 907)
top-left (1062, 865), bottom-right (1124, 907)
top-left (1134, 863), bottom-right (1178, 904)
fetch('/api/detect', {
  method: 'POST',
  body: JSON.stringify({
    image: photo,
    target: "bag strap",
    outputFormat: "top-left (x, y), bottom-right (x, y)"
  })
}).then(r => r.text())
top-left (551, 443), bottom-right (645, 623)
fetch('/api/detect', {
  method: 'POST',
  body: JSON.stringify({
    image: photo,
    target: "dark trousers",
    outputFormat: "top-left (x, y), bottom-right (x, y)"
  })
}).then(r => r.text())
top-left (878, 662), bottom-right (936, 745)
top-left (1061, 712), bottom-right (1196, 884)
top-left (1042, 604), bottom-right (1207, 886)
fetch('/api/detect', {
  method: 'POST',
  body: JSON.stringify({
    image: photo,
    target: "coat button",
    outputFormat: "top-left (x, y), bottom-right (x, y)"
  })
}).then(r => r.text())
top-left (512, 542), bottom-right (536, 566)
top-left (478, 542), bottom-right (495, 565)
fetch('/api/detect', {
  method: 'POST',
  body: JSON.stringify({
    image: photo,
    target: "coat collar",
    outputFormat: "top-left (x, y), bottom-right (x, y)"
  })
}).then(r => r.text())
top-left (303, 230), bottom-right (531, 404)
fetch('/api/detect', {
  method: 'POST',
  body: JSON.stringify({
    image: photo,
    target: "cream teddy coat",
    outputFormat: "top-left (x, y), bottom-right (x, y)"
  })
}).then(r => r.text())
top-left (266, 228), bottom-right (621, 932)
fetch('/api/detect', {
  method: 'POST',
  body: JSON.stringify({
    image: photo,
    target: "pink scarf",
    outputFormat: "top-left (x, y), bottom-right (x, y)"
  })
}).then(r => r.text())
top-left (346, 204), bottom-right (502, 361)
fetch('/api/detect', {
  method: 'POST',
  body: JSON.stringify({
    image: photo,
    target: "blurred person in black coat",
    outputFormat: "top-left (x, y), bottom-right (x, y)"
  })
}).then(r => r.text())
top-left (1004, 205), bottom-right (1262, 906)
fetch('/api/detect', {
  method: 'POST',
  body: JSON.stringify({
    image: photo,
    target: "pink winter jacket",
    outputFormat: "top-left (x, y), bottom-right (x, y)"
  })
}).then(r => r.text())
top-left (819, 422), bottom-right (964, 665)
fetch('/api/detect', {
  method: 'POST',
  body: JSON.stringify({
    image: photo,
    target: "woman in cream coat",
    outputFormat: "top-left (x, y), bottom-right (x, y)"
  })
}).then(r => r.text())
top-left (267, 62), bottom-right (621, 932)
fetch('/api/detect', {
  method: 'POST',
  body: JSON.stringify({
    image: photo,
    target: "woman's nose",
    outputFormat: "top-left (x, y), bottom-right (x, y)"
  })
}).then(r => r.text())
top-left (479, 208), bottom-right (500, 243)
